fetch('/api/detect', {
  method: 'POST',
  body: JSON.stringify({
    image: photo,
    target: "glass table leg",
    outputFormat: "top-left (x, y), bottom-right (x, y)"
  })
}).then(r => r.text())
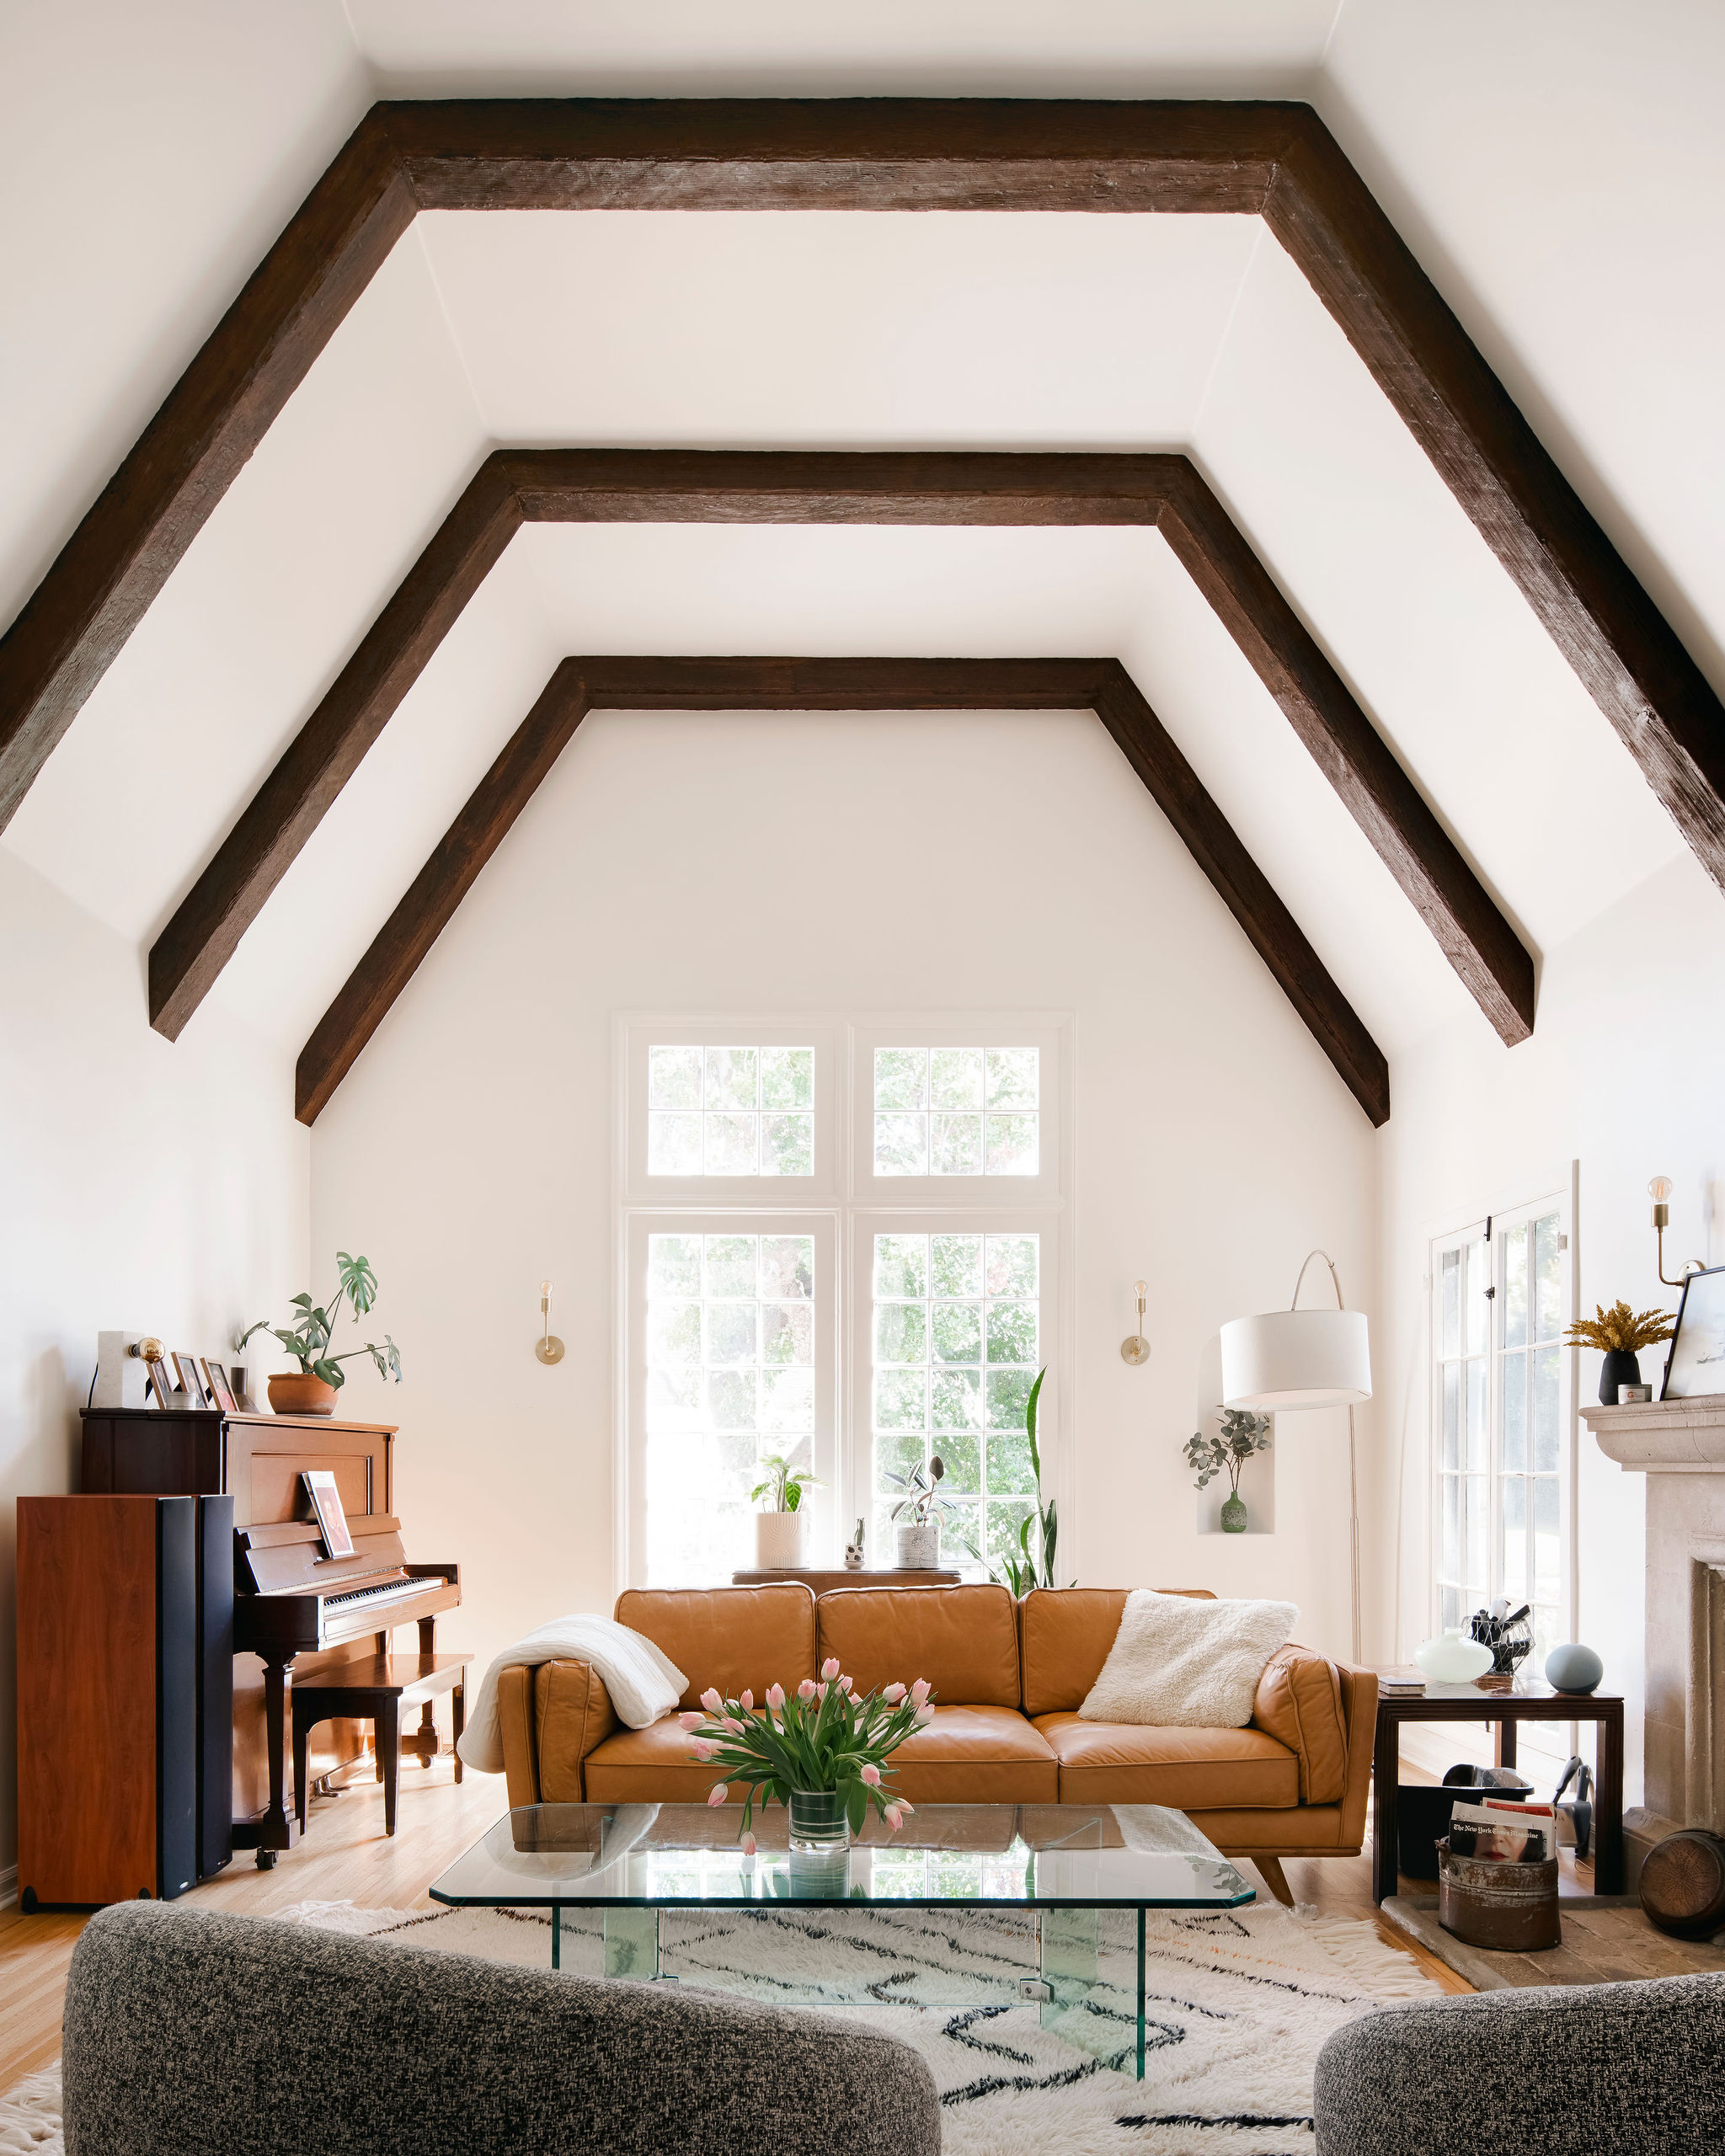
top-left (1039, 1906), bottom-right (1100, 2047)
top-left (604, 1907), bottom-right (661, 1979)
top-left (1136, 1907), bottom-right (1146, 2080)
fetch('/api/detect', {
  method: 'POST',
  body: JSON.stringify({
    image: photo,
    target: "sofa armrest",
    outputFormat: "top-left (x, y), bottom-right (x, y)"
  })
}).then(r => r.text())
top-left (533, 1658), bottom-right (620, 1801)
top-left (1332, 1661), bottom-right (1378, 1849)
top-left (497, 1664), bottom-right (541, 1806)
top-left (1250, 1646), bottom-right (1368, 1809)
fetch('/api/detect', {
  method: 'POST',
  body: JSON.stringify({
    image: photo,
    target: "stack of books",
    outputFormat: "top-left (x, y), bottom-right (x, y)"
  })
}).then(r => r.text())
top-left (1446, 1798), bottom-right (1555, 1864)
top-left (1378, 1667), bottom-right (1426, 1695)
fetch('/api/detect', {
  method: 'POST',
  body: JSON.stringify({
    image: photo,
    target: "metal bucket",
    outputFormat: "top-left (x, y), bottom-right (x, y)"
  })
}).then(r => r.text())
top-left (1437, 1839), bottom-right (1561, 1952)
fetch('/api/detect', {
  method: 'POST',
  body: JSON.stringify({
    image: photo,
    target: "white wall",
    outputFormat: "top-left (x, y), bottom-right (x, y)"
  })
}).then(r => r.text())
top-left (1377, 846), bottom-right (1725, 1808)
top-left (0, 851), bottom-right (307, 1885)
top-left (311, 709), bottom-right (1380, 1697)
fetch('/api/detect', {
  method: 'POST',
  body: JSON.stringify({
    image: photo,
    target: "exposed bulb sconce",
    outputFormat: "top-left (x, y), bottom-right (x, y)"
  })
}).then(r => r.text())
top-left (1121, 1280), bottom-right (1151, 1366)
top-left (535, 1280), bottom-right (565, 1365)
top-left (1649, 1177), bottom-right (1705, 1288)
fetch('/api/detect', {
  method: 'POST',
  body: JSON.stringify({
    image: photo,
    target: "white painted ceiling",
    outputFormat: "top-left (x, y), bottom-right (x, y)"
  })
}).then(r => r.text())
top-left (3, 0), bottom-right (1722, 1089)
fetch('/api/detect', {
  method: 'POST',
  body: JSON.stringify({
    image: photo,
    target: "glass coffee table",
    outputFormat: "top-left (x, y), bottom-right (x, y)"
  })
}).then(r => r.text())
top-left (430, 1801), bottom-right (1254, 2079)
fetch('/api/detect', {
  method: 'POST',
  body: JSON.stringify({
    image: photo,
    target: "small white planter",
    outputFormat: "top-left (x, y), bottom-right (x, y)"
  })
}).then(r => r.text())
top-left (755, 1510), bottom-right (805, 1570)
top-left (895, 1520), bottom-right (939, 1569)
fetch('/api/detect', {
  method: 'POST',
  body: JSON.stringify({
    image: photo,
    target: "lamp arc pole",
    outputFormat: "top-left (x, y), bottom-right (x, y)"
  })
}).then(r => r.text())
top-left (1290, 1249), bottom-right (1360, 1664)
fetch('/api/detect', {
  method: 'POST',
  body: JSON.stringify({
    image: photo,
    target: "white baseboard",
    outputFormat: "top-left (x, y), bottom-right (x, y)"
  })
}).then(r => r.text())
top-left (0, 1862), bottom-right (17, 1910)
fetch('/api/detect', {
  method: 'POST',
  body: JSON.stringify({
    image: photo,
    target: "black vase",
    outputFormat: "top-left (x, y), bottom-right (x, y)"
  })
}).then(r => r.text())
top-left (1599, 1348), bottom-right (1642, 1406)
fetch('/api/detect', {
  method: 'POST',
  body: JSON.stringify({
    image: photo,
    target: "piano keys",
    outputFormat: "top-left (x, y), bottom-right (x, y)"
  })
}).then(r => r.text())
top-left (81, 1403), bottom-right (461, 1864)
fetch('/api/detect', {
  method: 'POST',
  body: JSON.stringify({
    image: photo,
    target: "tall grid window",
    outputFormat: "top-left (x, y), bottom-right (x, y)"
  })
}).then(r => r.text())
top-left (644, 1231), bottom-right (814, 1582)
top-left (648, 1045), bottom-right (814, 1176)
top-left (1433, 1203), bottom-right (1567, 1668)
top-left (873, 1047), bottom-right (1039, 1176)
top-left (870, 1231), bottom-right (1040, 1571)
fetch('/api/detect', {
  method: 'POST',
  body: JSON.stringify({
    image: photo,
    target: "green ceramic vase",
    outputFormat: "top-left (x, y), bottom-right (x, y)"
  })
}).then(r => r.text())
top-left (1220, 1492), bottom-right (1247, 1534)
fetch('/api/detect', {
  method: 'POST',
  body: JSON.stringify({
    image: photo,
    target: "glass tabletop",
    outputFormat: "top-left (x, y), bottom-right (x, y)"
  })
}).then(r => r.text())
top-left (430, 1801), bottom-right (1255, 1911)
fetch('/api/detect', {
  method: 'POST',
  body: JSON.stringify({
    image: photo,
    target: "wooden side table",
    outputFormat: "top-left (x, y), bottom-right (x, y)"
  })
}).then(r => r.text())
top-left (731, 1566), bottom-right (962, 1591)
top-left (291, 1651), bottom-right (470, 1839)
top-left (1370, 1677), bottom-right (1624, 1901)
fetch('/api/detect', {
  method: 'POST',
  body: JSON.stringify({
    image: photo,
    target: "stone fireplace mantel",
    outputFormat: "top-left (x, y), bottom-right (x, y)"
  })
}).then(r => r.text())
top-left (1583, 1396), bottom-right (1725, 1876)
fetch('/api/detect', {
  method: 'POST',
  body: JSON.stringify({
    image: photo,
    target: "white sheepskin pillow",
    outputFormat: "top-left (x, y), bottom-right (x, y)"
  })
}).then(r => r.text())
top-left (1077, 1589), bottom-right (1297, 1728)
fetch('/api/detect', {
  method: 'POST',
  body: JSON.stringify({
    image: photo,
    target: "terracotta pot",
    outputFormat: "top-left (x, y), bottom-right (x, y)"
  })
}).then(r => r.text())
top-left (268, 1371), bottom-right (339, 1417)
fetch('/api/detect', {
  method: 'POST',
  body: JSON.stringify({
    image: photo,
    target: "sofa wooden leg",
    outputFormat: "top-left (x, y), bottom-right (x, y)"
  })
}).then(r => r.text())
top-left (1255, 1856), bottom-right (1295, 1907)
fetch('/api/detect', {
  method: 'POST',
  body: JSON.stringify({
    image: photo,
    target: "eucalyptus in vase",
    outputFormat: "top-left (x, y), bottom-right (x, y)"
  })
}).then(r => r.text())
top-left (1185, 1409), bottom-right (1273, 1534)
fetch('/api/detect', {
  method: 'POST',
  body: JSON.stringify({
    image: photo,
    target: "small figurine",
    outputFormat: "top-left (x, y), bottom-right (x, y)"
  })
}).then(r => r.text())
top-left (843, 1518), bottom-right (866, 1571)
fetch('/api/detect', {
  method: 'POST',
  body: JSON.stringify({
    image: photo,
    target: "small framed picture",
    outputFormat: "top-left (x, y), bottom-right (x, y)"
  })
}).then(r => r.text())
top-left (147, 1354), bottom-right (176, 1407)
top-left (302, 1469), bottom-right (355, 1560)
top-left (171, 1352), bottom-right (207, 1406)
top-left (201, 1358), bottom-right (238, 1414)
top-left (1662, 1266), bottom-right (1725, 1399)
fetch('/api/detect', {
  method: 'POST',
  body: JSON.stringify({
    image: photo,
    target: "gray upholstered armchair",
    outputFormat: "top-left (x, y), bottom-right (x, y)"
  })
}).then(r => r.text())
top-left (62, 1903), bottom-right (942, 2156)
top-left (1314, 1972), bottom-right (1725, 2154)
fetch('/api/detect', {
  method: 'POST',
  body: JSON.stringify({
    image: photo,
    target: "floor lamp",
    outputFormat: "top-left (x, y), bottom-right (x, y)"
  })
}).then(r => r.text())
top-left (1219, 1251), bottom-right (1373, 1663)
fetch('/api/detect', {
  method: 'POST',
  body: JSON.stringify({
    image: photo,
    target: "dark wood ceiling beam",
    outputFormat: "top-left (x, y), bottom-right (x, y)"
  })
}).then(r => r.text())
top-left (1156, 463), bottom-right (1534, 1043)
top-left (0, 109), bottom-right (413, 831)
top-left (295, 655), bottom-right (1389, 1129)
top-left (3, 98), bottom-right (1720, 915)
top-left (148, 456), bottom-right (522, 1038)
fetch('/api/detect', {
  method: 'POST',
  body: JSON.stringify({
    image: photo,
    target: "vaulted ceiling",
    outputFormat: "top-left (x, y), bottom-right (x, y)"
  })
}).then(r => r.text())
top-left (3, 6), bottom-right (1722, 1130)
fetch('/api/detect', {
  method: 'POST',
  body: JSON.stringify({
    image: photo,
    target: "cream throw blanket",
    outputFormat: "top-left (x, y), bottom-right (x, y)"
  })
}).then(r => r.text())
top-left (457, 1614), bottom-right (688, 1773)
top-left (1078, 1588), bottom-right (1297, 1728)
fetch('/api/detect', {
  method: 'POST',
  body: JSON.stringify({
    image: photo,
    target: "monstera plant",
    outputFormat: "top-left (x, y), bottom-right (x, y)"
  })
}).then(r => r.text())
top-left (237, 1251), bottom-right (402, 1417)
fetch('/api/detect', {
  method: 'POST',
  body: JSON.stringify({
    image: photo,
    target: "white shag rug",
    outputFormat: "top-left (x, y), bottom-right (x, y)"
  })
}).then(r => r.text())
top-left (2, 1896), bottom-right (1436, 2155)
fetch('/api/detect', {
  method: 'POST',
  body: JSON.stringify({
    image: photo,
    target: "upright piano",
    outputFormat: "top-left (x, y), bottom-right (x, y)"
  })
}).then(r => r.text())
top-left (82, 1405), bottom-right (460, 1862)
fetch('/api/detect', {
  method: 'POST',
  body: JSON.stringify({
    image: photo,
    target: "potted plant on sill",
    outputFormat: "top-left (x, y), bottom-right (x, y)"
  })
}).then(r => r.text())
top-left (1563, 1299), bottom-right (1676, 1405)
top-left (236, 1251), bottom-right (402, 1417)
top-left (888, 1454), bottom-right (956, 1568)
top-left (969, 1366), bottom-right (1072, 1593)
top-left (1185, 1407), bottom-right (1272, 1533)
top-left (750, 1452), bottom-right (820, 1570)
top-left (682, 1661), bottom-right (933, 1864)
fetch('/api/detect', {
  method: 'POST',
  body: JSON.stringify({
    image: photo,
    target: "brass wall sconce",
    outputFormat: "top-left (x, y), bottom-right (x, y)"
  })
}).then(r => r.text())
top-left (1120, 1280), bottom-right (1151, 1366)
top-left (535, 1280), bottom-right (565, 1365)
top-left (1648, 1177), bottom-right (1705, 1289)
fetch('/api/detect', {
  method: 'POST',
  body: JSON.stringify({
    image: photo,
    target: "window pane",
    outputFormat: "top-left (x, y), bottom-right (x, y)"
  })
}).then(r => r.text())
top-left (874, 1113), bottom-right (927, 1176)
top-left (645, 1231), bottom-right (815, 1585)
top-left (874, 1049), bottom-right (927, 1111)
top-left (985, 1113), bottom-right (1039, 1176)
top-left (986, 1048), bottom-right (1039, 1109)
top-left (931, 1113), bottom-right (983, 1175)
top-left (1534, 1214), bottom-right (1562, 1342)
top-left (1464, 1474), bottom-right (1487, 1599)
top-left (1503, 1225), bottom-right (1529, 1350)
top-left (1503, 1351), bottom-right (1526, 1470)
top-left (874, 1230), bottom-right (1039, 1576)
top-left (1441, 1362), bottom-right (1459, 1470)
top-left (1533, 1476), bottom-right (1562, 1605)
top-left (648, 1043), bottom-right (814, 1177)
top-left (1533, 1346), bottom-right (1560, 1472)
top-left (1500, 1474), bottom-right (1527, 1603)
top-left (930, 1047), bottom-right (984, 1110)
top-left (1440, 1474), bottom-right (1459, 1579)
top-left (873, 1048), bottom-right (1039, 1176)
top-left (1441, 1250), bottom-right (1460, 1360)
top-left (1466, 1238), bottom-right (1489, 1356)
top-left (1439, 1582), bottom-right (1461, 1629)
top-left (1466, 1358), bottom-right (1488, 1472)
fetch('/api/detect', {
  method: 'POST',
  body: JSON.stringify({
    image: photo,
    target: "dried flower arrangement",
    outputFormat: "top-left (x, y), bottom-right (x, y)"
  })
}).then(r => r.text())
top-left (1562, 1301), bottom-right (1676, 1354)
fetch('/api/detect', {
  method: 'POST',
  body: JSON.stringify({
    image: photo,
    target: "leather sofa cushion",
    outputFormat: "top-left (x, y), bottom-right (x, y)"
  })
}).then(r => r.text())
top-left (1033, 1713), bottom-right (1299, 1809)
top-left (1252, 1646), bottom-right (1348, 1805)
top-left (612, 1585), bottom-right (818, 1707)
top-left (1017, 1587), bottom-right (1215, 1715)
top-left (817, 1583), bottom-right (1022, 1707)
top-left (586, 1716), bottom-right (749, 1803)
top-left (533, 1660), bottom-right (619, 1802)
top-left (878, 1705), bottom-right (1059, 1804)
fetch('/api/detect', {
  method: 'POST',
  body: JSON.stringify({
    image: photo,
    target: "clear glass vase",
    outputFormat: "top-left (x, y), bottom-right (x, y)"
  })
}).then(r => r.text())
top-left (788, 1789), bottom-right (850, 1854)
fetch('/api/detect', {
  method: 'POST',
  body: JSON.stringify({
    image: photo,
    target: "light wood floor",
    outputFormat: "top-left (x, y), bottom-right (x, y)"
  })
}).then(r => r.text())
top-left (0, 1752), bottom-right (1473, 2095)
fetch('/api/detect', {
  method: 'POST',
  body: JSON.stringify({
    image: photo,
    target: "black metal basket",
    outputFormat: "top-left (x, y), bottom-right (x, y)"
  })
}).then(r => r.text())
top-left (1468, 1606), bottom-right (1533, 1675)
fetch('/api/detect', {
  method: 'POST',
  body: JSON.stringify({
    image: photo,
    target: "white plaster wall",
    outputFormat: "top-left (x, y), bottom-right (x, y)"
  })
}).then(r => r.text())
top-left (1377, 847), bottom-right (1725, 1809)
top-left (311, 709), bottom-right (1380, 1705)
top-left (0, 851), bottom-right (307, 1885)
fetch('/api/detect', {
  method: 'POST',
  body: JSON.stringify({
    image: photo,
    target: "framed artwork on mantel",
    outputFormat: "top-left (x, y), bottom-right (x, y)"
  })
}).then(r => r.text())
top-left (1660, 1264), bottom-right (1725, 1399)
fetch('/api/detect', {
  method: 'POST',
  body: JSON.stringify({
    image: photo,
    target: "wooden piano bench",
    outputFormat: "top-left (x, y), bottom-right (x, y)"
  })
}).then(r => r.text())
top-left (291, 1652), bottom-right (472, 1838)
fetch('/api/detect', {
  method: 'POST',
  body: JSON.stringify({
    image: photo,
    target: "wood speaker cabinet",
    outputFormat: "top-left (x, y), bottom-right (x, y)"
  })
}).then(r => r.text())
top-left (18, 1494), bottom-right (232, 1907)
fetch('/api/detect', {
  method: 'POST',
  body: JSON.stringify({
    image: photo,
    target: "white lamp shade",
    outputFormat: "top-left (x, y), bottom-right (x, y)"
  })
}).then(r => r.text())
top-left (1220, 1308), bottom-right (1372, 1411)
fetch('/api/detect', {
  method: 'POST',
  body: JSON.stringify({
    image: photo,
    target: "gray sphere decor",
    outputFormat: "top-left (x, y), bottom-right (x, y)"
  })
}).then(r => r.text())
top-left (1545, 1642), bottom-right (1604, 1694)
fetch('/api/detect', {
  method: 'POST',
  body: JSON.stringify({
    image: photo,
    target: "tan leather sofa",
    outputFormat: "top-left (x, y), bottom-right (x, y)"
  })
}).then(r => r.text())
top-left (494, 1582), bottom-right (1375, 1890)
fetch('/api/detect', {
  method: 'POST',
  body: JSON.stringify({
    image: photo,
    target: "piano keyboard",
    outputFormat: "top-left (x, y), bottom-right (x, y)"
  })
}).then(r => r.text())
top-left (322, 1574), bottom-right (448, 1614)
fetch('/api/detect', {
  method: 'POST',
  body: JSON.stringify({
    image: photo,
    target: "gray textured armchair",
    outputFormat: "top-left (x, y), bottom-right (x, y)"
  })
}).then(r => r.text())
top-left (63, 1903), bottom-right (942, 2156)
top-left (1314, 1972), bottom-right (1725, 2155)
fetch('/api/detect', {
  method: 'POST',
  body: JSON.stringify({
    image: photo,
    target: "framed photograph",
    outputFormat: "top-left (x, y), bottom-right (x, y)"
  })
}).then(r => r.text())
top-left (201, 1358), bottom-right (238, 1414)
top-left (302, 1469), bottom-right (355, 1560)
top-left (1661, 1265), bottom-right (1725, 1399)
top-left (146, 1353), bottom-right (176, 1407)
top-left (171, 1351), bottom-right (207, 1406)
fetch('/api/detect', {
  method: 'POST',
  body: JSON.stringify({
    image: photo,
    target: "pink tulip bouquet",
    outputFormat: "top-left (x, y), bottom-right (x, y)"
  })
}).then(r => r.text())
top-left (682, 1661), bottom-right (934, 1849)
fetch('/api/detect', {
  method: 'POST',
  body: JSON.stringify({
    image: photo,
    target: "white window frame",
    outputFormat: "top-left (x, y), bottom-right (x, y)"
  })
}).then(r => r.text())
top-left (847, 1208), bottom-right (1062, 1577)
top-left (1427, 1167), bottom-right (1578, 1659)
top-left (614, 1011), bottom-right (1073, 1596)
